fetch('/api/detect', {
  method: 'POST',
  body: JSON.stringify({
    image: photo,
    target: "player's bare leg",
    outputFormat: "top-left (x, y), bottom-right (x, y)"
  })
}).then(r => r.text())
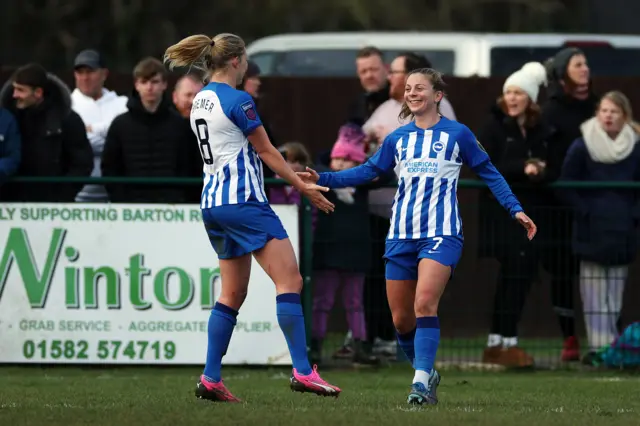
top-left (387, 277), bottom-right (418, 368)
top-left (254, 238), bottom-right (341, 397)
top-left (196, 255), bottom-right (251, 403)
top-left (406, 259), bottom-right (450, 405)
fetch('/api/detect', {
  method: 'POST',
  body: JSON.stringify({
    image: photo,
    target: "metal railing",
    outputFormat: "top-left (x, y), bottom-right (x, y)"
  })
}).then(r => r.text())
top-left (4, 176), bottom-right (638, 368)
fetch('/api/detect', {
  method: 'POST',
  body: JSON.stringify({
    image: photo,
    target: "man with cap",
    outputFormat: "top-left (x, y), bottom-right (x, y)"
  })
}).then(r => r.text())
top-left (0, 63), bottom-right (92, 202)
top-left (71, 49), bottom-right (128, 202)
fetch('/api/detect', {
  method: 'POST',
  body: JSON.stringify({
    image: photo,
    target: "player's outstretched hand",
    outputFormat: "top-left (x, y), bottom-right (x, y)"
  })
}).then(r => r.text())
top-left (515, 212), bottom-right (537, 240)
top-left (301, 183), bottom-right (335, 214)
top-left (296, 167), bottom-right (320, 184)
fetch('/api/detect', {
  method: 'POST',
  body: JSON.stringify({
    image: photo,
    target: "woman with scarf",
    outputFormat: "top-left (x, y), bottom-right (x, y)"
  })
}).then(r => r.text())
top-left (560, 91), bottom-right (640, 365)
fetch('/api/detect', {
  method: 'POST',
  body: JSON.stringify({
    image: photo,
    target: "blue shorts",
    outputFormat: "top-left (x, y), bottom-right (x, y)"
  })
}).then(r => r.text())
top-left (384, 236), bottom-right (464, 281)
top-left (202, 202), bottom-right (288, 259)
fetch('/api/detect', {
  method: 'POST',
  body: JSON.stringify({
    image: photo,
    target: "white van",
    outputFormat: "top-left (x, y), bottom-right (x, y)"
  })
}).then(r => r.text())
top-left (246, 32), bottom-right (640, 77)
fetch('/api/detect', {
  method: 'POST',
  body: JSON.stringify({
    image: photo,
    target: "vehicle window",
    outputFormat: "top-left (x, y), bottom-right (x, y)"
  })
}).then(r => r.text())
top-left (249, 52), bottom-right (277, 75)
top-left (381, 50), bottom-right (455, 76)
top-left (251, 49), bottom-right (455, 77)
top-left (275, 50), bottom-right (361, 76)
top-left (491, 45), bottom-right (640, 77)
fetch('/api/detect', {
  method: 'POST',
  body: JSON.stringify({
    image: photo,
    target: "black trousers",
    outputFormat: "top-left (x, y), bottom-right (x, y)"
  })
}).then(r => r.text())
top-left (541, 242), bottom-right (579, 339)
top-left (486, 201), bottom-right (578, 340)
top-left (490, 223), bottom-right (578, 339)
top-left (490, 249), bottom-right (538, 337)
top-left (539, 208), bottom-right (578, 339)
top-left (364, 214), bottom-right (395, 343)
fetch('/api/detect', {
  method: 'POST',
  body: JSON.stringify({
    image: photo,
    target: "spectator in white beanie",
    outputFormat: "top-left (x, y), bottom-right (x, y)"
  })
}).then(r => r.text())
top-left (502, 62), bottom-right (548, 103)
top-left (477, 61), bottom-right (549, 368)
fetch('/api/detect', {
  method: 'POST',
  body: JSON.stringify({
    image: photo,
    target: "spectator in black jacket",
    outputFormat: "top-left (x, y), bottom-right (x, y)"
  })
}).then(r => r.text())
top-left (102, 57), bottom-right (192, 203)
top-left (478, 62), bottom-right (549, 368)
top-left (172, 73), bottom-right (205, 203)
top-left (0, 63), bottom-right (92, 202)
top-left (0, 107), bottom-right (21, 191)
top-left (346, 46), bottom-right (390, 127)
top-left (540, 47), bottom-right (599, 362)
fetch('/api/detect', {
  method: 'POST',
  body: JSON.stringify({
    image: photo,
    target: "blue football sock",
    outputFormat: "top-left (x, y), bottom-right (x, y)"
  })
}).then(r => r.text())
top-left (203, 302), bottom-right (238, 382)
top-left (414, 316), bottom-right (440, 377)
top-left (276, 293), bottom-right (312, 375)
top-left (396, 327), bottom-right (416, 367)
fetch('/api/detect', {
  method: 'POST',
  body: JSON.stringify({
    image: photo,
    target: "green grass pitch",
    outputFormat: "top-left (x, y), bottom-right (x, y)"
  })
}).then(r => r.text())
top-left (1, 364), bottom-right (639, 426)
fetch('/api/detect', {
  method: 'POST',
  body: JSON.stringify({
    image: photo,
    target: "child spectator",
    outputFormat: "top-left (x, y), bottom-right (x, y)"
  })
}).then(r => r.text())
top-left (268, 141), bottom-right (312, 206)
top-left (268, 142), bottom-right (318, 257)
top-left (310, 124), bottom-right (380, 366)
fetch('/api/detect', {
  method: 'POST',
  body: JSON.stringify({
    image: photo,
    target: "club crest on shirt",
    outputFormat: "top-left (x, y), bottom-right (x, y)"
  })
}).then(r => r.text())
top-left (241, 101), bottom-right (257, 120)
top-left (432, 141), bottom-right (445, 153)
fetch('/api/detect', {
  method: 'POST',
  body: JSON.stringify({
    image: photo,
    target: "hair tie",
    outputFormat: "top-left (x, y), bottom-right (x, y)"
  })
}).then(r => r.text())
top-left (210, 39), bottom-right (215, 47)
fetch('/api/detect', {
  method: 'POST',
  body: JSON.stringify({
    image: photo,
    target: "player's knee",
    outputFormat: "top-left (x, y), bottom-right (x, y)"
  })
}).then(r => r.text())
top-left (391, 309), bottom-right (415, 334)
top-left (414, 291), bottom-right (440, 317)
top-left (276, 270), bottom-right (303, 294)
top-left (219, 288), bottom-right (248, 310)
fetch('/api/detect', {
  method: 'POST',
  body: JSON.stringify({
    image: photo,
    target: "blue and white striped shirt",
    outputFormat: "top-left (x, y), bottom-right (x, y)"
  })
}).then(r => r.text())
top-left (317, 118), bottom-right (523, 240)
top-left (190, 82), bottom-right (267, 208)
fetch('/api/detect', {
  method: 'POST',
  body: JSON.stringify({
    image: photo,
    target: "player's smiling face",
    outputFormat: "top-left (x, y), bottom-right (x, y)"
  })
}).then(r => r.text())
top-left (404, 73), bottom-right (443, 116)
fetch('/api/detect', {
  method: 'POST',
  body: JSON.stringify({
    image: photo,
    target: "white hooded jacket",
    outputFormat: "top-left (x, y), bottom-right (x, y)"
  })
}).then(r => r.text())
top-left (72, 88), bottom-right (128, 202)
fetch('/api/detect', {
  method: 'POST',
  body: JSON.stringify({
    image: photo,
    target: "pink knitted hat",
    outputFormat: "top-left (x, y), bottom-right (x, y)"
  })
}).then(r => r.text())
top-left (330, 124), bottom-right (367, 163)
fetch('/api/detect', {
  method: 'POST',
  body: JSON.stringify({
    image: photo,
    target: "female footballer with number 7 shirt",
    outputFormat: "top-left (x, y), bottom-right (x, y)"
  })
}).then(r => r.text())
top-left (298, 67), bottom-right (537, 406)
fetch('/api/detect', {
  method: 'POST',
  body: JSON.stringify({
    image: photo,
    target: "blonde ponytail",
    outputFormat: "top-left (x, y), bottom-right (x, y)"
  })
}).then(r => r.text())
top-left (164, 34), bottom-right (212, 72)
top-left (164, 33), bottom-right (246, 76)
